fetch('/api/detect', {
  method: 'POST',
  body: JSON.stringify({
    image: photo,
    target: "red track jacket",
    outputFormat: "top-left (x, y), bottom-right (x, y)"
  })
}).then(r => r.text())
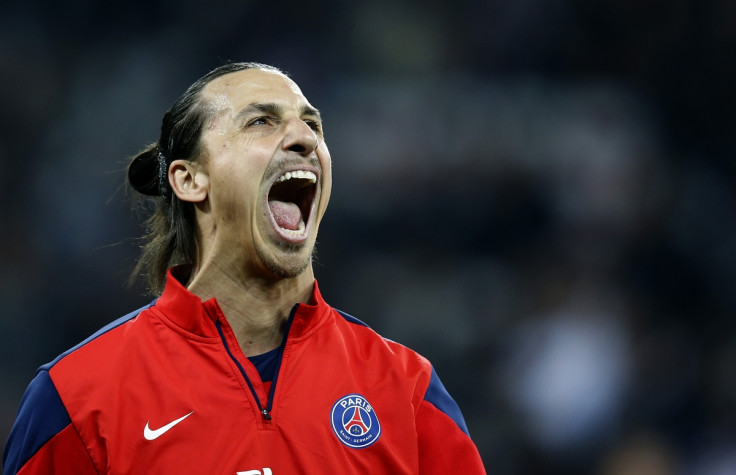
top-left (4, 270), bottom-right (486, 474)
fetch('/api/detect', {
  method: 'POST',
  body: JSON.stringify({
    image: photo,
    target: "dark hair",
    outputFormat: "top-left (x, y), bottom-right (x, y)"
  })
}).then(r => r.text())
top-left (128, 61), bottom-right (284, 295)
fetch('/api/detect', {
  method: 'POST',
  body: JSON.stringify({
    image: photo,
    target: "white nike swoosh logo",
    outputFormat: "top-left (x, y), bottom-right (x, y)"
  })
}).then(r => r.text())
top-left (144, 411), bottom-right (194, 440)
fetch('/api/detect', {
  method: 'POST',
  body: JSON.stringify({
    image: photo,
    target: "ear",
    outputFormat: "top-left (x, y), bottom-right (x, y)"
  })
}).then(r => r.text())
top-left (169, 159), bottom-right (209, 203)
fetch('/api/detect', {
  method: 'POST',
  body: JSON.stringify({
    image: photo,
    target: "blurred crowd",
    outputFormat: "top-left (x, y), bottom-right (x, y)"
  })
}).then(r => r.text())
top-left (1, 1), bottom-right (734, 473)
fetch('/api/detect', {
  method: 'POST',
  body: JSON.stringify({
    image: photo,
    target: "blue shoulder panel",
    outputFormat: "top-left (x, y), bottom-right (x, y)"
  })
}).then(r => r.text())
top-left (3, 370), bottom-right (71, 474)
top-left (424, 367), bottom-right (470, 436)
top-left (335, 309), bottom-right (371, 328)
top-left (40, 301), bottom-right (155, 372)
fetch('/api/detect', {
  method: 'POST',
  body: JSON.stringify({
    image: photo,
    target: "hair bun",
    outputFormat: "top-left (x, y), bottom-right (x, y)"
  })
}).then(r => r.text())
top-left (128, 145), bottom-right (163, 196)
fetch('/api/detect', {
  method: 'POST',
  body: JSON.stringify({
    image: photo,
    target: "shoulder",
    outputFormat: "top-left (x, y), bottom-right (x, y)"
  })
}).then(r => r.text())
top-left (330, 308), bottom-right (433, 384)
top-left (4, 302), bottom-right (157, 472)
top-left (328, 307), bottom-right (469, 432)
top-left (333, 308), bottom-right (429, 359)
top-left (43, 301), bottom-right (156, 383)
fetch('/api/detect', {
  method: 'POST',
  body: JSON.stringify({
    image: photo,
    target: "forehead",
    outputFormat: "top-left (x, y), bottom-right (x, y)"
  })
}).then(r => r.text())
top-left (201, 68), bottom-right (309, 113)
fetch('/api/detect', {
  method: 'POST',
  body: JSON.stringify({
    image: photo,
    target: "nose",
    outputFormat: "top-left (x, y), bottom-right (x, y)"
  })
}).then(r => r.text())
top-left (282, 117), bottom-right (318, 156)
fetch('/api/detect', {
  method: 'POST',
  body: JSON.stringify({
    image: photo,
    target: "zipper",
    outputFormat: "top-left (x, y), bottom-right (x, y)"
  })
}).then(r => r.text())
top-left (215, 305), bottom-right (298, 421)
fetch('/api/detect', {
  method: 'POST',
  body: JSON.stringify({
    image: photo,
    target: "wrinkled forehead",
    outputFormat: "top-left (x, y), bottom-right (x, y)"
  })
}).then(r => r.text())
top-left (201, 68), bottom-right (307, 115)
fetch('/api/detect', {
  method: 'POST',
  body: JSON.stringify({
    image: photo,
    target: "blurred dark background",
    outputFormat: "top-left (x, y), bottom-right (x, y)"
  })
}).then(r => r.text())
top-left (1, 1), bottom-right (735, 473)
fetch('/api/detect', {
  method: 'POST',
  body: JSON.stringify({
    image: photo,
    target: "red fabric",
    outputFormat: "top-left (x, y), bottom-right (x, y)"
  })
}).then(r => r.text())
top-left (15, 271), bottom-right (485, 473)
top-left (417, 400), bottom-right (487, 474)
top-left (17, 423), bottom-right (96, 474)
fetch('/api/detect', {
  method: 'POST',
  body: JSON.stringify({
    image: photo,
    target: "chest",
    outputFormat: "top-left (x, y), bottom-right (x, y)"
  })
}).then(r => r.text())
top-left (74, 333), bottom-right (421, 474)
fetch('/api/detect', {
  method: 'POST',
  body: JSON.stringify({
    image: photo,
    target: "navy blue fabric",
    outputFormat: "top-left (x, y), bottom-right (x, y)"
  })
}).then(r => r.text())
top-left (264, 305), bottom-right (297, 415)
top-left (216, 303), bottom-right (296, 419)
top-left (424, 367), bottom-right (470, 436)
top-left (335, 309), bottom-right (370, 328)
top-left (216, 320), bottom-right (266, 415)
top-left (248, 346), bottom-right (282, 382)
top-left (3, 371), bottom-right (72, 474)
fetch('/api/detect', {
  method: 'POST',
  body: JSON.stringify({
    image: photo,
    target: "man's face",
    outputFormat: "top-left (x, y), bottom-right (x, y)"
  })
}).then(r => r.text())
top-left (196, 68), bottom-right (332, 279)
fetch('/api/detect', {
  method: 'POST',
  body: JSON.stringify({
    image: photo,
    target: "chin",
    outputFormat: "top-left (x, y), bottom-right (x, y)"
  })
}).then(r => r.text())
top-left (255, 243), bottom-right (313, 280)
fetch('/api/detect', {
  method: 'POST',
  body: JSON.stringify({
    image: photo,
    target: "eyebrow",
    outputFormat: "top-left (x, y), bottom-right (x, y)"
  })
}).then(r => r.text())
top-left (237, 102), bottom-right (322, 122)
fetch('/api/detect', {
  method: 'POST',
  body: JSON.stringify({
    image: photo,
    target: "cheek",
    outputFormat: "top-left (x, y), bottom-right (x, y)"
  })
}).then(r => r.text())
top-left (317, 151), bottom-right (333, 217)
top-left (207, 167), bottom-right (260, 221)
top-left (209, 146), bottom-right (263, 190)
top-left (317, 183), bottom-right (332, 223)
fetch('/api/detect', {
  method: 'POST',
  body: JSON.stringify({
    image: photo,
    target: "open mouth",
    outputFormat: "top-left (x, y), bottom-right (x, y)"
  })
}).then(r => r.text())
top-left (267, 170), bottom-right (318, 241)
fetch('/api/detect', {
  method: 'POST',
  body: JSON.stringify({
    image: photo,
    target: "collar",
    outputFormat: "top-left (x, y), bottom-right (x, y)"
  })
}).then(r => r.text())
top-left (153, 266), bottom-right (332, 340)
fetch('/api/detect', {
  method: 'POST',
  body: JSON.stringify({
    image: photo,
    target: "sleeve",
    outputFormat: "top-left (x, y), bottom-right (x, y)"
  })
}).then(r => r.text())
top-left (416, 367), bottom-right (486, 474)
top-left (3, 370), bottom-right (97, 475)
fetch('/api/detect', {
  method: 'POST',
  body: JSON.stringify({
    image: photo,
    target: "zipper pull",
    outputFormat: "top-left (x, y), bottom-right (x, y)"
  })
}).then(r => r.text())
top-left (261, 409), bottom-right (272, 420)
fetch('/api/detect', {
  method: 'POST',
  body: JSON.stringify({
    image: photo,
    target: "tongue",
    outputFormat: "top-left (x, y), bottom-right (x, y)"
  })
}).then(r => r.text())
top-left (269, 200), bottom-right (303, 230)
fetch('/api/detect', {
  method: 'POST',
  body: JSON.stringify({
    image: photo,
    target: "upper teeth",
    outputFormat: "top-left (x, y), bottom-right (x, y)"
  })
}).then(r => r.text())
top-left (276, 170), bottom-right (317, 183)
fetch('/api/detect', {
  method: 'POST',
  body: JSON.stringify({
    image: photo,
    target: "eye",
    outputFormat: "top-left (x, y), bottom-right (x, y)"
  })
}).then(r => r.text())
top-left (304, 119), bottom-right (323, 134)
top-left (247, 116), bottom-right (275, 127)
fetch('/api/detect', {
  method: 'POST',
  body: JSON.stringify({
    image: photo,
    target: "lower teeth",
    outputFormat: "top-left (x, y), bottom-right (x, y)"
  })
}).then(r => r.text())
top-left (281, 220), bottom-right (305, 237)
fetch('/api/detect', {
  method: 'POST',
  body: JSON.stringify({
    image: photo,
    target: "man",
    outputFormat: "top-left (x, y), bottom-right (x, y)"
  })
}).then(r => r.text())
top-left (4, 62), bottom-right (486, 474)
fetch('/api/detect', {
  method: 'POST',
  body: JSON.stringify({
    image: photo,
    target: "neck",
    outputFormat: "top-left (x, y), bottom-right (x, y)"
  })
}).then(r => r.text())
top-left (186, 262), bottom-right (315, 357)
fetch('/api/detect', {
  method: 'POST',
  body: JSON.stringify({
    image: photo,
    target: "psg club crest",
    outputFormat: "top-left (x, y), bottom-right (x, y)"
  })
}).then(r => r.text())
top-left (330, 394), bottom-right (381, 449)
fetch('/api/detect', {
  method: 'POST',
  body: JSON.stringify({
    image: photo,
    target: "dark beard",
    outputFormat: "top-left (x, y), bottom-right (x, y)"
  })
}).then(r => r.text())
top-left (255, 240), bottom-right (313, 279)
